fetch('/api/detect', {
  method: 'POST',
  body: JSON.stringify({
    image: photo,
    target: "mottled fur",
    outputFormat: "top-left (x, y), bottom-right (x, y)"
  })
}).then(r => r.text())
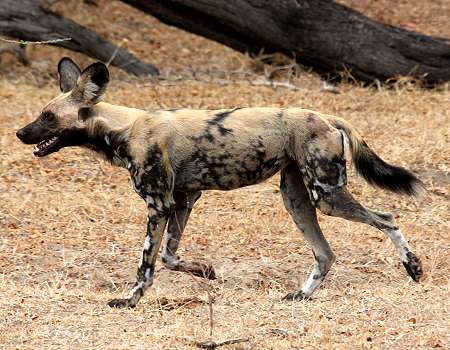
top-left (16, 58), bottom-right (424, 308)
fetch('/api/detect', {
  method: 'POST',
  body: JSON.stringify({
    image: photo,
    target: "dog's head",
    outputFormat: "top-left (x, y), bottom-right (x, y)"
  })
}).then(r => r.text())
top-left (16, 57), bottom-right (109, 157)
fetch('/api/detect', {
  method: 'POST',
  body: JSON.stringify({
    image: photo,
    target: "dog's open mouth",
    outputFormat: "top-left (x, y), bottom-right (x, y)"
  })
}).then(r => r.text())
top-left (33, 136), bottom-right (60, 157)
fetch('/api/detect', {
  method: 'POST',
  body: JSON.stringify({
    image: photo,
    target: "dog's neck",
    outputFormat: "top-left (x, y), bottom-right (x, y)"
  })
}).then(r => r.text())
top-left (90, 102), bottom-right (147, 129)
top-left (83, 102), bottom-right (146, 167)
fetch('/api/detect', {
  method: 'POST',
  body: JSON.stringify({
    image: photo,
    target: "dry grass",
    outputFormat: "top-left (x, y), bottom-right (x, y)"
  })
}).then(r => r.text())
top-left (1, 1), bottom-right (449, 349)
top-left (339, 0), bottom-right (450, 36)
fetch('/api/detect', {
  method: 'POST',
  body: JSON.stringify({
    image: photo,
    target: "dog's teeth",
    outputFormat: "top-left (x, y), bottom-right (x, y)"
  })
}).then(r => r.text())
top-left (34, 136), bottom-right (58, 154)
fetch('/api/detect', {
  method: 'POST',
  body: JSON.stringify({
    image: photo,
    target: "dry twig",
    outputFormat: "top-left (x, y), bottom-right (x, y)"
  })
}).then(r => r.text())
top-left (193, 337), bottom-right (250, 349)
top-left (0, 37), bottom-right (72, 45)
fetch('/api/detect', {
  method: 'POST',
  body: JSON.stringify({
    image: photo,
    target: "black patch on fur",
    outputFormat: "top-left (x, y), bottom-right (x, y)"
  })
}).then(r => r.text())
top-left (175, 136), bottom-right (286, 191)
top-left (209, 108), bottom-right (242, 124)
top-left (58, 127), bottom-right (89, 149)
top-left (217, 125), bottom-right (232, 136)
top-left (355, 141), bottom-right (423, 196)
top-left (78, 108), bottom-right (94, 121)
top-left (306, 113), bottom-right (316, 123)
top-left (207, 108), bottom-right (242, 136)
top-left (275, 111), bottom-right (284, 119)
top-left (86, 124), bottom-right (129, 163)
top-left (189, 108), bottom-right (242, 144)
top-left (304, 153), bottom-right (347, 190)
top-left (89, 63), bottom-right (109, 88)
top-left (188, 130), bottom-right (215, 144)
top-left (127, 144), bottom-right (174, 215)
top-left (142, 145), bottom-right (170, 191)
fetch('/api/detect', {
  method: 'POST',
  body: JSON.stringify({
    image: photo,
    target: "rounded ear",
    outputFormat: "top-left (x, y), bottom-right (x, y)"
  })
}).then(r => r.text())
top-left (76, 62), bottom-right (110, 105)
top-left (58, 57), bottom-right (81, 93)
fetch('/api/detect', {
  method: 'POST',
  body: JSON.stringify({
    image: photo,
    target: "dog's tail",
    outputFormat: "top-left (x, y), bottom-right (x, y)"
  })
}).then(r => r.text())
top-left (327, 116), bottom-right (424, 196)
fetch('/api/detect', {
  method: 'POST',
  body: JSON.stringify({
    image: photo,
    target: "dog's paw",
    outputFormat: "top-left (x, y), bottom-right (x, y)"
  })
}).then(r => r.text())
top-left (282, 290), bottom-right (310, 301)
top-left (178, 260), bottom-right (217, 280)
top-left (191, 262), bottom-right (217, 280)
top-left (108, 298), bottom-right (135, 308)
top-left (403, 252), bottom-right (423, 282)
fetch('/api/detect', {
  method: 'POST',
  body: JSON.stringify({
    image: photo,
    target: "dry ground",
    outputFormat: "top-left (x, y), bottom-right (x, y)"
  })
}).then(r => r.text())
top-left (0, 1), bottom-right (449, 349)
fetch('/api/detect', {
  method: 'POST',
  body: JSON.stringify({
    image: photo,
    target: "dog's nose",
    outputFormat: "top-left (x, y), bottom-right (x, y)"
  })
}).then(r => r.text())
top-left (16, 129), bottom-right (25, 141)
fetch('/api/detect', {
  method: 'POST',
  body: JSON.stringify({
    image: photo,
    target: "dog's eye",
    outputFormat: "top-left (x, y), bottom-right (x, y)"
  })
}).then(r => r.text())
top-left (41, 112), bottom-right (56, 121)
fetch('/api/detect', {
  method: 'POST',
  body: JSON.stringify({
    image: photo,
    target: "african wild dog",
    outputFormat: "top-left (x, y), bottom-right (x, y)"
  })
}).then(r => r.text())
top-left (16, 58), bottom-right (424, 308)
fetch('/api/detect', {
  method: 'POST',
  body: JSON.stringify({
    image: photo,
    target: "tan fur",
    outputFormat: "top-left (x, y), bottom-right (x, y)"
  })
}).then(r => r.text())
top-left (325, 115), bottom-right (364, 160)
top-left (89, 107), bottom-right (343, 171)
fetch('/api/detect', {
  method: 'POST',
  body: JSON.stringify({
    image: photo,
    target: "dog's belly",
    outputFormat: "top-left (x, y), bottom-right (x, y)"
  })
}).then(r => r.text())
top-left (174, 153), bottom-right (289, 191)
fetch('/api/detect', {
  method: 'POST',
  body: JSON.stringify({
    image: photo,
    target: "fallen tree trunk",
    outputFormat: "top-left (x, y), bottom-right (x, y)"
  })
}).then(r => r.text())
top-left (122, 0), bottom-right (450, 85)
top-left (0, 0), bottom-right (158, 76)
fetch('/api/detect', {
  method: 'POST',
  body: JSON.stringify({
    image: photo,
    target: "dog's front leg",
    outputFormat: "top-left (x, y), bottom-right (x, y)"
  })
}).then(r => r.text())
top-left (108, 207), bottom-right (169, 308)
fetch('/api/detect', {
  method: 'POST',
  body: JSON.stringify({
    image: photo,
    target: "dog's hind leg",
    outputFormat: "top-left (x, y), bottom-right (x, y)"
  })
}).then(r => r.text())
top-left (161, 191), bottom-right (216, 279)
top-left (280, 162), bottom-right (336, 301)
top-left (302, 148), bottom-right (423, 283)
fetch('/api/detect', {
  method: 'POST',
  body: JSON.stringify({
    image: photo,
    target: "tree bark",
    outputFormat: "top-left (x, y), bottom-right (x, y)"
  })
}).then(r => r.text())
top-left (0, 0), bottom-right (158, 76)
top-left (122, 0), bottom-right (450, 85)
